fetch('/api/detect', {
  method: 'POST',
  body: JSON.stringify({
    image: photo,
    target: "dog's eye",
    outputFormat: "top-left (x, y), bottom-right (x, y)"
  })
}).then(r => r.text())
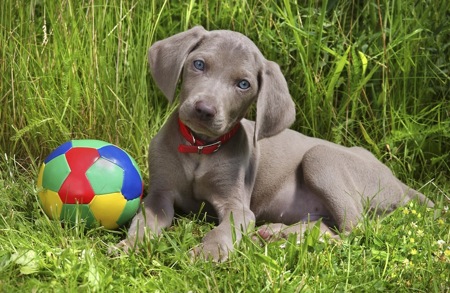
top-left (237, 79), bottom-right (250, 90)
top-left (193, 60), bottom-right (205, 71)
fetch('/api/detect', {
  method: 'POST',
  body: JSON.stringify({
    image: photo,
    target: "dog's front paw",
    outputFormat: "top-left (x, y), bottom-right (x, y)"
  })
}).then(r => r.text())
top-left (252, 223), bottom-right (289, 243)
top-left (107, 238), bottom-right (138, 255)
top-left (190, 242), bottom-right (231, 262)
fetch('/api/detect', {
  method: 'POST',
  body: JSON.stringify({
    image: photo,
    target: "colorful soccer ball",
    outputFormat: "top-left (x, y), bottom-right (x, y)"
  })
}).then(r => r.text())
top-left (37, 139), bottom-right (143, 229)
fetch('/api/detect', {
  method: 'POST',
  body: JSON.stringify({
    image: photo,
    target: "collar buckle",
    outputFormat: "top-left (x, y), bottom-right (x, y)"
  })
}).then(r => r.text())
top-left (197, 141), bottom-right (221, 154)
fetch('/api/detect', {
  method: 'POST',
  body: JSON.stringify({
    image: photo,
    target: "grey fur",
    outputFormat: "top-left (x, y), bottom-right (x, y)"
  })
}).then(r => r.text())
top-left (115, 26), bottom-right (433, 261)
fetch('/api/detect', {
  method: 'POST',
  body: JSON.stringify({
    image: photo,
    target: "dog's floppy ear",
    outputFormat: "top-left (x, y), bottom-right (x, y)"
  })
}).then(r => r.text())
top-left (148, 26), bottom-right (207, 102)
top-left (255, 60), bottom-right (296, 141)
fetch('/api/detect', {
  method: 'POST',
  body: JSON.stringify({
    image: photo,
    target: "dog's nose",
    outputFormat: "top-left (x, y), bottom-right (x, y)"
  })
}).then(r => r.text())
top-left (195, 101), bottom-right (217, 120)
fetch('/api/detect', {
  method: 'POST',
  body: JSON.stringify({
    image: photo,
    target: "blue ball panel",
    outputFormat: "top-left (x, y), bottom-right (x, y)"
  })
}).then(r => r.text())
top-left (44, 141), bottom-right (73, 164)
top-left (98, 145), bottom-right (142, 200)
top-left (98, 145), bottom-right (130, 167)
top-left (121, 167), bottom-right (143, 200)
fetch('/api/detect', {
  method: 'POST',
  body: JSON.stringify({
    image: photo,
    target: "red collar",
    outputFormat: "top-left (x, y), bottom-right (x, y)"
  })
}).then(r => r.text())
top-left (178, 118), bottom-right (241, 154)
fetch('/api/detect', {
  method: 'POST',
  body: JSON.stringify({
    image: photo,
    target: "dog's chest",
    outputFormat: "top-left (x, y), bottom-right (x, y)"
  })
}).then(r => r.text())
top-left (180, 155), bottom-right (222, 201)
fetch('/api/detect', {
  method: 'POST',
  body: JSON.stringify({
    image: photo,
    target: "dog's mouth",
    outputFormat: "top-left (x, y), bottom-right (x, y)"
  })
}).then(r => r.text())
top-left (180, 115), bottom-right (217, 139)
top-left (180, 118), bottom-right (226, 142)
top-left (178, 100), bottom-right (244, 142)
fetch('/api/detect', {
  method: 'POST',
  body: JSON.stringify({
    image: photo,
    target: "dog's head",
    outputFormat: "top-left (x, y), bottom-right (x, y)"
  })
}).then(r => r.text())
top-left (148, 26), bottom-right (295, 141)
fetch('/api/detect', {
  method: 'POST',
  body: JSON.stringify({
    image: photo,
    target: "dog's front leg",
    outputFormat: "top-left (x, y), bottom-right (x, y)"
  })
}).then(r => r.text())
top-left (193, 203), bottom-right (255, 262)
top-left (114, 190), bottom-right (176, 253)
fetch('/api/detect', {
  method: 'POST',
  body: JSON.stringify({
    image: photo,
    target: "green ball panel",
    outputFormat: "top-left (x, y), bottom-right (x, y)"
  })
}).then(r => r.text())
top-left (42, 154), bottom-right (71, 192)
top-left (86, 158), bottom-right (124, 194)
top-left (116, 197), bottom-right (141, 226)
top-left (60, 204), bottom-right (97, 227)
top-left (71, 139), bottom-right (111, 149)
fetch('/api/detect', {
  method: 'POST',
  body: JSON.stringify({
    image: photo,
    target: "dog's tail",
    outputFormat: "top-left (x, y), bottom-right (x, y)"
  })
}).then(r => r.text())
top-left (405, 185), bottom-right (434, 208)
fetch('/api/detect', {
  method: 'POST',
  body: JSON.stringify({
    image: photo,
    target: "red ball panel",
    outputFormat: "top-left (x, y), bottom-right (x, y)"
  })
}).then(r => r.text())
top-left (58, 147), bottom-right (100, 204)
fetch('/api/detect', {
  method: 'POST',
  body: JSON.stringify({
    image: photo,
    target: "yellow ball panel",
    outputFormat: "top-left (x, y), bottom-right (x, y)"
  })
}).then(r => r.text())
top-left (89, 193), bottom-right (126, 229)
top-left (37, 163), bottom-right (45, 189)
top-left (39, 189), bottom-right (63, 220)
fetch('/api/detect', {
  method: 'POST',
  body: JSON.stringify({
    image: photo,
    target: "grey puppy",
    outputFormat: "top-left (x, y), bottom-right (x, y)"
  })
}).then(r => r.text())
top-left (116, 26), bottom-right (433, 261)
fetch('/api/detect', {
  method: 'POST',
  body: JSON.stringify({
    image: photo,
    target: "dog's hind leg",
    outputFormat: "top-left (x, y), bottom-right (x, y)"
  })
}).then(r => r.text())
top-left (301, 144), bottom-right (418, 231)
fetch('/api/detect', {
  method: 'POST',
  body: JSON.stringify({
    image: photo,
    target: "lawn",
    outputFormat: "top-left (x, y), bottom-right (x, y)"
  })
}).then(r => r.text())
top-left (1, 0), bottom-right (449, 291)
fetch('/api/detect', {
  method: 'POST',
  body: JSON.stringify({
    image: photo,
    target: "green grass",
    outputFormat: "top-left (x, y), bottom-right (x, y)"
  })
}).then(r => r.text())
top-left (1, 0), bottom-right (449, 291)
